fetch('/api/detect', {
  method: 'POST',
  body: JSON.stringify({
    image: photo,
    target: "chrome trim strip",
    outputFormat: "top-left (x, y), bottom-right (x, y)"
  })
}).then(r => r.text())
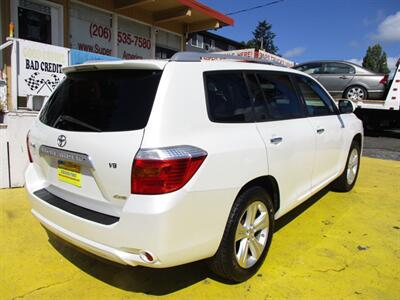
top-left (39, 145), bottom-right (94, 168)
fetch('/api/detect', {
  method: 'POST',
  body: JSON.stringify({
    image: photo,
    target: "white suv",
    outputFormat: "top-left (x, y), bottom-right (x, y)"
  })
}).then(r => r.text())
top-left (25, 53), bottom-right (363, 282)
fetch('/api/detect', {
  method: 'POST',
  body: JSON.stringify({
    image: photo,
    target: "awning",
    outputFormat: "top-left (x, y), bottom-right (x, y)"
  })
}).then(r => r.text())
top-left (113, 0), bottom-right (234, 33)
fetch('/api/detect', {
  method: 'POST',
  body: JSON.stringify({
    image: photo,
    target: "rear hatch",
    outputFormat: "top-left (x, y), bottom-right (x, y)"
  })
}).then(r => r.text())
top-left (29, 64), bottom-right (164, 216)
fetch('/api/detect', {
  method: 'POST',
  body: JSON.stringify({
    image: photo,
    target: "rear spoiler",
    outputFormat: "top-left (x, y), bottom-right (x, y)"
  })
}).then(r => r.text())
top-left (62, 60), bottom-right (167, 74)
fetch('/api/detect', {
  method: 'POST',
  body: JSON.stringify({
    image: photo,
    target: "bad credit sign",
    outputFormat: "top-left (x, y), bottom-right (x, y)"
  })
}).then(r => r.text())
top-left (18, 39), bottom-right (69, 97)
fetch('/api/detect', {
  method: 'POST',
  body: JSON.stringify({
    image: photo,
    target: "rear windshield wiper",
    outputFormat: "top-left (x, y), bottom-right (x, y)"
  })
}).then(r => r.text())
top-left (54, 115), bottom-right (102, 132)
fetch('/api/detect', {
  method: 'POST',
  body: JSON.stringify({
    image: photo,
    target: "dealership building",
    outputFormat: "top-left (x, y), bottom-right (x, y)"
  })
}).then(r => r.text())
top-left (1, 0), bottom-right (234, 59)
top-left (0, 0), bottom-right (233, 108)
top-left (0, 0), bottom-right (233, 188)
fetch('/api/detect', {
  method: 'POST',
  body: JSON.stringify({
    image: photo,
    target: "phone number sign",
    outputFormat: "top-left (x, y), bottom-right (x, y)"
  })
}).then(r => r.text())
top-left (118, 17), bottom-right (152, 59)
top-left (70, 3), bottom-right (152, 59)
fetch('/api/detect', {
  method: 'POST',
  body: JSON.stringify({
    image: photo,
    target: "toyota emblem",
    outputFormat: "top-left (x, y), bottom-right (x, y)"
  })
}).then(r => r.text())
top-left (57, 135), bottom-right (67, 147)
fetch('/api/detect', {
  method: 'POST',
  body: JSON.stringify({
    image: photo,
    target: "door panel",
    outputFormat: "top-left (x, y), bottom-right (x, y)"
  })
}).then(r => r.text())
top-left (256, 119), bottom-right (315, 211)
top-left (294, 74), bottom-right (344, 188)
top-left (317, 63), bottom-right (355, 92)
top-left (244, 72), bottom-right (315, 214)
top-left (307, 116), bottom-right (343, 186)
top-left (317, 74), bottom-right (354, 93)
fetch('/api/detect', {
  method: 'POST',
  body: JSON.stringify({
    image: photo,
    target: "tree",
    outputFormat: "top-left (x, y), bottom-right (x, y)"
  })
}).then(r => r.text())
top-left (362, 44), bottom-right (390, 74)
top-left (247, 20), bottom-right (278, 54)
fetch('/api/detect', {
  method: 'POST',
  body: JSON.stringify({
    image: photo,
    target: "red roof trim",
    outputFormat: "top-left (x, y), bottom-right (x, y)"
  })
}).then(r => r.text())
top-left (177, 0), bottom-right (234, 26)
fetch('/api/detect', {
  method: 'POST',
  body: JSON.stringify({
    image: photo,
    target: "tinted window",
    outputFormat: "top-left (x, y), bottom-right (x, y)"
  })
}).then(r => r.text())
top-left (295, 75), bottom-right (336, 116)
top-left (245, 73), bottom-right (269, 122)
top-left (40, 70), bottom-right (162, 132)
top-left (205, 72), bottom-right (253, 123)
top-left (256, 72), bottom-right (304, 120)
top-left (295, 63), bottom-right (323, 75)
top-left (323, 63), bottom-right (355, 74)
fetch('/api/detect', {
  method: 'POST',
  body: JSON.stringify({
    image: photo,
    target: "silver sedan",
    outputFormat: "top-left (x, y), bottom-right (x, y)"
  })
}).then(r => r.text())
top-left (293, 60), bottom-right (387, 100)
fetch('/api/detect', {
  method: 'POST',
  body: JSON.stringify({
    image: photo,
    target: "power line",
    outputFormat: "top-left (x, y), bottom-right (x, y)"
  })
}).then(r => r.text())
top-left (226, 0), bottom-right (284, 16)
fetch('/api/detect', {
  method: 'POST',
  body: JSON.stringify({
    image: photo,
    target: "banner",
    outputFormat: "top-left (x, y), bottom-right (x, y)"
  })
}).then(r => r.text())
top-left (218, 48), bottom-right (256, 58)
top-left (217, 48), bottom-right (295, 68)
top-left (18, 39), bottom-right (69, 97)
top-left (257, 50), bottom-right (295, 68)
top-left (70, 49), bottom-right (120, 65)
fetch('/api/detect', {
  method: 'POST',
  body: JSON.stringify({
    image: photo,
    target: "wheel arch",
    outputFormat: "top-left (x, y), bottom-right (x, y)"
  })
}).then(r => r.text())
top-left (353, 132), bottom-right (362, 147)
top-left (352, 132), bottom-right (363, 154)
top-left (237, 176), bottom-right (280, 213)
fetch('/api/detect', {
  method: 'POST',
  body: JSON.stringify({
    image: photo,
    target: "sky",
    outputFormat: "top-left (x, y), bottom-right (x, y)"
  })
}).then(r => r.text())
top-left (201, 0), bottom-right (400, 72)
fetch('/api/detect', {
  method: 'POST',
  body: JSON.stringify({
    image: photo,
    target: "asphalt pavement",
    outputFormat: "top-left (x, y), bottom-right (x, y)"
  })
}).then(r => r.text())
top-left (363, 129), bottom-right (400, 161)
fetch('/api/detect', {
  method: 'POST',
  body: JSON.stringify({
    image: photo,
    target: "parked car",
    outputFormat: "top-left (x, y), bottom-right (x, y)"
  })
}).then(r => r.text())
top-left (25, 53), bottom-right (363, 283)
top-left (293, 60), bottom-right (388, 101)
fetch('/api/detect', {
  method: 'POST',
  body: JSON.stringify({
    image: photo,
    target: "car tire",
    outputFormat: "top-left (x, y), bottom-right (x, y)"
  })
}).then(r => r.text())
top-left (331, 140), bottom-right (361, 192)
top-left (344, 86), bottom-right (368, 101)
top-left (207, 186), bottom-right (274, 283)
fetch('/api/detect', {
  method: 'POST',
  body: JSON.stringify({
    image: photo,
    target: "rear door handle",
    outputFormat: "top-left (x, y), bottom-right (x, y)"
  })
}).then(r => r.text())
top-left (317, 128), bottom-right (325, 134)
top-left (339, 76), bottom-right (348, 79)
top-left (270, 137), bottom-right (283, 144)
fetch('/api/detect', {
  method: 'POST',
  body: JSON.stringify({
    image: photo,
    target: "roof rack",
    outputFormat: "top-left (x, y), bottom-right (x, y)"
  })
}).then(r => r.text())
top-left (170, 51), bottom-right (285, 67)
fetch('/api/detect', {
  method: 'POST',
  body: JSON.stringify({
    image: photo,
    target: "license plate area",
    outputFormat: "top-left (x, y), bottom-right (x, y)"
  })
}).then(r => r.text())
top-left (57, 160), bottom-right (81, 187)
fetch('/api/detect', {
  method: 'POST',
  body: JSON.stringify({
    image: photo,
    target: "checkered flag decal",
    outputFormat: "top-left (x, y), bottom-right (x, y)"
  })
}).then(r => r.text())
top-left (25, 72), bottom-right (41, 91)
top-left (25, 72), bottom-right (60, 92)
top-left (50, 74), bottom-right (60, 89)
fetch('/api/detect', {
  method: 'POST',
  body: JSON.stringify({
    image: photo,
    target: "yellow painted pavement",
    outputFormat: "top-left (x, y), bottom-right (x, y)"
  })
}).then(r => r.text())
top-left (1, 157), bottom-right (399, 299)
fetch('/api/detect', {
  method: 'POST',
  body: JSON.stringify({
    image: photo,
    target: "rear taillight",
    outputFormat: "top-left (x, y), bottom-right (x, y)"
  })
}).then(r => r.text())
top-left (27, 131), bottom-right (33, 163)
top-left (131, 146), bottom-right (207, 194)
top-left (380, 74), bottom-right (389, 85)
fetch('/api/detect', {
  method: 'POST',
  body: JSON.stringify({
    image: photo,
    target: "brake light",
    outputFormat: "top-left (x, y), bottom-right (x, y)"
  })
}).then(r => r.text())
top-left (380, 75), bottom-right (389, 85)
top-left (27, 131), bottom-right (33, 163)
top-left (131, 146), bottom-right (207, 194)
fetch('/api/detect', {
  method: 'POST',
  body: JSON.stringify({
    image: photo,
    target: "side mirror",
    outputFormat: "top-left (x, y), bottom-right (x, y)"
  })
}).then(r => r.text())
top-left (338, 99), bottom-right (356, 114)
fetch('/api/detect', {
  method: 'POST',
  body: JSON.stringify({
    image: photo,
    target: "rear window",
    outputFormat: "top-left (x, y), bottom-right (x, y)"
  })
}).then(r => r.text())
top-left (39, 70), bottom-right (162, 132)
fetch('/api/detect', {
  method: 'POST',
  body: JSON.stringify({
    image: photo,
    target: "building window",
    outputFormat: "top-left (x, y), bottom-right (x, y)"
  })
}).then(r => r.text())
top-left (18, 1), bottom-right (52, 44)
top-left (210, 39), bottom-right (215, 49)
top-left (14, 0), bottom-right (64, 46)
top-left (191, 34), bottom-right (203, 48)
top-left (155, 29), bottom-right (181, 59)
top-left (203, 36), bottom-right (215, 51)
top-left (155, 47), bottom-right (177, 59)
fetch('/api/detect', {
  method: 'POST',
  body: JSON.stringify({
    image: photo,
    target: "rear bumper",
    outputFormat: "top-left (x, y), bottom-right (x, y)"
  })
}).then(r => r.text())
top-left (25, 163), bottom-right (236, 268)
top-left (32, 209), bottom-right (145, 266)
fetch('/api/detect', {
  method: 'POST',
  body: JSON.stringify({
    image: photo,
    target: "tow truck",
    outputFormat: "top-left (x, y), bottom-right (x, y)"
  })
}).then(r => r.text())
top-left (354, 58), bottom-right (400, 130)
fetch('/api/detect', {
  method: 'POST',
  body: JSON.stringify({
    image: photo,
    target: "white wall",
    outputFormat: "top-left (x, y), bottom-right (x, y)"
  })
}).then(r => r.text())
top-left (1, 112), bottom-right (37, 188)
top-left (0, 124), bottom-right (9, 188)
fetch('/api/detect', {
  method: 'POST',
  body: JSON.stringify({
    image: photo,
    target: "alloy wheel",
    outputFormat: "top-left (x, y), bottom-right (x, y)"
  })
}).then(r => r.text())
top-left (347, 87), bottom-right (365, 101)
top-left (234, 201), bottom-right (269, 269)
top-left (347, 148), bottom-right (359, 185)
